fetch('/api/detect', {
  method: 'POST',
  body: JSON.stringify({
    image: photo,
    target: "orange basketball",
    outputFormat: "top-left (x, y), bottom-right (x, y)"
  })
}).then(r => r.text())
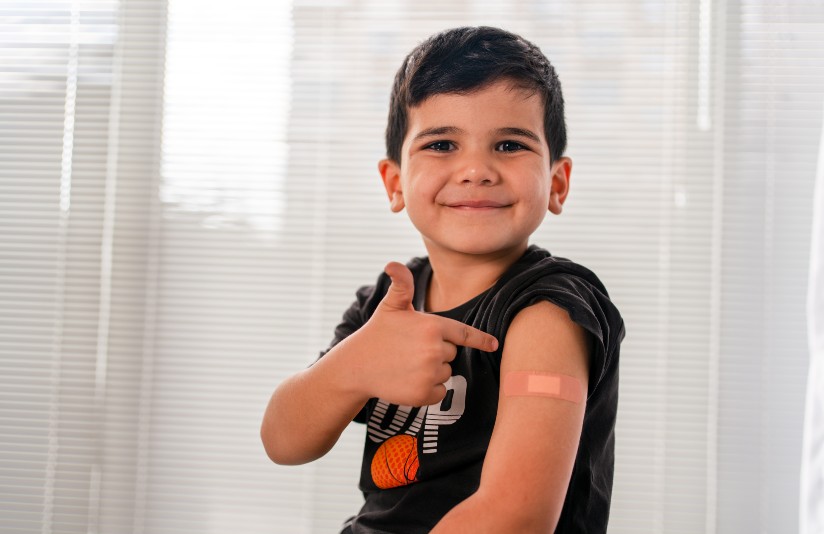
top-left (370, 435), bottom-right (419, 489)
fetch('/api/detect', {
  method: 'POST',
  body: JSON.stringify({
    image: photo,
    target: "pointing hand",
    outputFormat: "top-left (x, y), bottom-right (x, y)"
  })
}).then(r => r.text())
top-left (348, 262), bottom-right (498, 407)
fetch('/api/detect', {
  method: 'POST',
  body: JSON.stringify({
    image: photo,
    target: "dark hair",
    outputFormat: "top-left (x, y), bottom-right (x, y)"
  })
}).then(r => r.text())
top-left (385, 26), bottom-right (567, 164)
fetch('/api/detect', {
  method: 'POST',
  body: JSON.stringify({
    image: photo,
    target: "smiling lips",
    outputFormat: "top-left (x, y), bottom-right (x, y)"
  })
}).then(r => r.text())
top-left (444, 199), bottom-right (510, 209)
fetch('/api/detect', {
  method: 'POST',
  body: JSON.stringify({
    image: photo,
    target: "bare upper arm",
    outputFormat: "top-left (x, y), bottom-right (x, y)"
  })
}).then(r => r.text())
top-left (475, 300), bottom-right (590, 530)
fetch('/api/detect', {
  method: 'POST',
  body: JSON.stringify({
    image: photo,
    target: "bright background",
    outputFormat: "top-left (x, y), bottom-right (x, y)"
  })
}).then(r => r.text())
top-left (2, 1), bottom-right (824, 533)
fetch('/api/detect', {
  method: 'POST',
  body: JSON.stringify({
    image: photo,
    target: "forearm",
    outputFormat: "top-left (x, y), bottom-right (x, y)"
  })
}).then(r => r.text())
top-left (260, 337), bottom-right (370, 465)
top-left (431, 489), bottom-right (556, 534)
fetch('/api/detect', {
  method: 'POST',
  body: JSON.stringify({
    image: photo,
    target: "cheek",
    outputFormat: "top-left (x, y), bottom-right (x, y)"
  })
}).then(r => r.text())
top-left (517, 167), bottom-right (551, 197)
top-left (404, 169), bottom-right (441, 200)
top-left (522, 178), bottom-right (552, 214)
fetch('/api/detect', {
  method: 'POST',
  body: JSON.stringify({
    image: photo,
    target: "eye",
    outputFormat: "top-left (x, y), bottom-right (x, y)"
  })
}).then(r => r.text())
top-left (496, 140), bottom-right (527, 152)
top-left (425, 140), bottom-right (455, 152)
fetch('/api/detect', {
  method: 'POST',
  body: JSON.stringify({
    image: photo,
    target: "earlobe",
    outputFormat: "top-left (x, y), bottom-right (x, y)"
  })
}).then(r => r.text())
top-left (548, 157), bottom-right (572, 215)
top-left (389, 191), bottom-right (405, 212)
top-left (378, 159), bottom-right (405, 212)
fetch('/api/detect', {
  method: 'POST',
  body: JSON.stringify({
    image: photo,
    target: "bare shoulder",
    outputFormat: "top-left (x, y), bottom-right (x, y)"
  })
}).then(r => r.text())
top-left (503, 300), bottom-right (590, 379)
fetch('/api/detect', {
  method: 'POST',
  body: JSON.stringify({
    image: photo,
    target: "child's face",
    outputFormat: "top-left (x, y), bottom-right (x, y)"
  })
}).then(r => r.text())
top-left (379, 79), bottom-right (572, 260)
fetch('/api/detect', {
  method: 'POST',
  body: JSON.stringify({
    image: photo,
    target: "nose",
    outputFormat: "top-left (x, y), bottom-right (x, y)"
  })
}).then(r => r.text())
top-left (456, 151), bottom-right (499, 186)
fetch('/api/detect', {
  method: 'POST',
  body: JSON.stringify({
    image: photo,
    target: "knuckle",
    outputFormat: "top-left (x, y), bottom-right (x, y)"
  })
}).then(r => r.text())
top-left (422, 321), bottom-right (441, 339)
top-left (436, 345), bottom-right (455, 364)
top-left (426, 387), bottom-right (445, 406)
top-left (412, 388), bottom-right (433, 407)
top-left (444, 344), bottom-right (457, 360)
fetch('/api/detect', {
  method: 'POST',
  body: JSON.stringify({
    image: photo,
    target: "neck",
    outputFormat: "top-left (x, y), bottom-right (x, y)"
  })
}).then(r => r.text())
top-left (424, 243), bottom-right (528, 312)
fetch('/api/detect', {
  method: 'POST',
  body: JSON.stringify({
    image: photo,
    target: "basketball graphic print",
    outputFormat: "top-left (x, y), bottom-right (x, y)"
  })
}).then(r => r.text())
top-left (371, 435), bottom-right (419, 489)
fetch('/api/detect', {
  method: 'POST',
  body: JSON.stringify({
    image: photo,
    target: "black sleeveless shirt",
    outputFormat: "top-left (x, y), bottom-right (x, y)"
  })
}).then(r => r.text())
top-left (322, 246), bottom-right (625, 533)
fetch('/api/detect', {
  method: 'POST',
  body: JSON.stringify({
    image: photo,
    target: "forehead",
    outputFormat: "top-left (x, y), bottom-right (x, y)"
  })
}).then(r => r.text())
top-left (405, 80), bottom-right (545, 141)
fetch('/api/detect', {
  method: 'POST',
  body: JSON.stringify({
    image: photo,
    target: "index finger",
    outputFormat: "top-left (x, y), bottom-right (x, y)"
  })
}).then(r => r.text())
top-left (438, 316), bottom-right (499, 353)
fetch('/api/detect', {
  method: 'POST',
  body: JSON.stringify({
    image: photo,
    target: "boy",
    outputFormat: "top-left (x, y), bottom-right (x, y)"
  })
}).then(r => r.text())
top-left (261, 26), bottom-right (625, 533)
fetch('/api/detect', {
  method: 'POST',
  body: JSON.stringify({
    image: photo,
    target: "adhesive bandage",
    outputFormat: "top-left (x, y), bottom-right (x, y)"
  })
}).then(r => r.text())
top-left (502, 371), bottom-right (584, 404)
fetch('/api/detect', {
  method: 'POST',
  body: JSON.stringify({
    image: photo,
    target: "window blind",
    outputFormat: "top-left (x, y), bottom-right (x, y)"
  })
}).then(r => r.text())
top-left (1, 1), bottom-right (822, 533)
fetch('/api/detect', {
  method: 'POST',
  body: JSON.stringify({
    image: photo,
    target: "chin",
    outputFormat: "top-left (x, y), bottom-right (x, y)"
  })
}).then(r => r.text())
top-left (429, 238), bottom-right (527, 258)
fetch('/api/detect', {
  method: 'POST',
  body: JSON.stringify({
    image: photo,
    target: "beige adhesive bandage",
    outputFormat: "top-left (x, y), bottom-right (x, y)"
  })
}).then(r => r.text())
top-left (502, 371), bottom-right (584, 404)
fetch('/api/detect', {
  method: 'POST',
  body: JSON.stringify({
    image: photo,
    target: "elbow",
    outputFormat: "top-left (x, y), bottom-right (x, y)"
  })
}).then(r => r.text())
top-left (260, 419), bottom-right (323, 466)
top-left (260, 422), bottom-right (297, 466)
top-left (260, 391), bottom-right (305, 465)
top-left (260, 421), bottom-right (282, 464)
top-left (260, 414), bottom-right (295, 465)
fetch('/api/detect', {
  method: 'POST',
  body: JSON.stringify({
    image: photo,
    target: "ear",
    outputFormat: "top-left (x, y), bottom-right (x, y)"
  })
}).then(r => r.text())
top-left (378, 158), bottom-right (405, 212)
top-left (548, 157), bottom-right (572, 215)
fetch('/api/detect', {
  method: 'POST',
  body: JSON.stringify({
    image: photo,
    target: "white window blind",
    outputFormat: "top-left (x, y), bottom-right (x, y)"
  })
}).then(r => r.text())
top-left (1, 1), bottom-right (823, 533)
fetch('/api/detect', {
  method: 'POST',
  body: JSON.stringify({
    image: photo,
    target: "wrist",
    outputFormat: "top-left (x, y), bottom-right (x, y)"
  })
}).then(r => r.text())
top-left (316, 329), bottom-right (373, 406)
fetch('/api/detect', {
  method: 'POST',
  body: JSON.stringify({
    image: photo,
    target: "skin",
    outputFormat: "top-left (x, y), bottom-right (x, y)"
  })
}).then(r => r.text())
top-left (379, 80), bottom-right (572, 312)
top-left (262, 79), bottom-right (588, 532)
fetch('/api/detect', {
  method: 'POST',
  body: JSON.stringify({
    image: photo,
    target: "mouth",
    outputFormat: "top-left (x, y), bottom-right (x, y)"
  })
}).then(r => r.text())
top-left (444, 199), bottom-right (510, 209)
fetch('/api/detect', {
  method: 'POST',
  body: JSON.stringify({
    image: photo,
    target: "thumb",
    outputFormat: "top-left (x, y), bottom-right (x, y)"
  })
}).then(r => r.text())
top-left (381, 261), bottom-right (415, 311)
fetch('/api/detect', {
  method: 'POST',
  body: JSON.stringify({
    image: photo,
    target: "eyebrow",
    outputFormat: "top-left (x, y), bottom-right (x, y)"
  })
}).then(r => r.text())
top-left (496, 127), bottom-right (542, 144)
top-left (411, 126), bottom-right (542, 145)
top-left (411, 126), bottom-right (462, 142)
